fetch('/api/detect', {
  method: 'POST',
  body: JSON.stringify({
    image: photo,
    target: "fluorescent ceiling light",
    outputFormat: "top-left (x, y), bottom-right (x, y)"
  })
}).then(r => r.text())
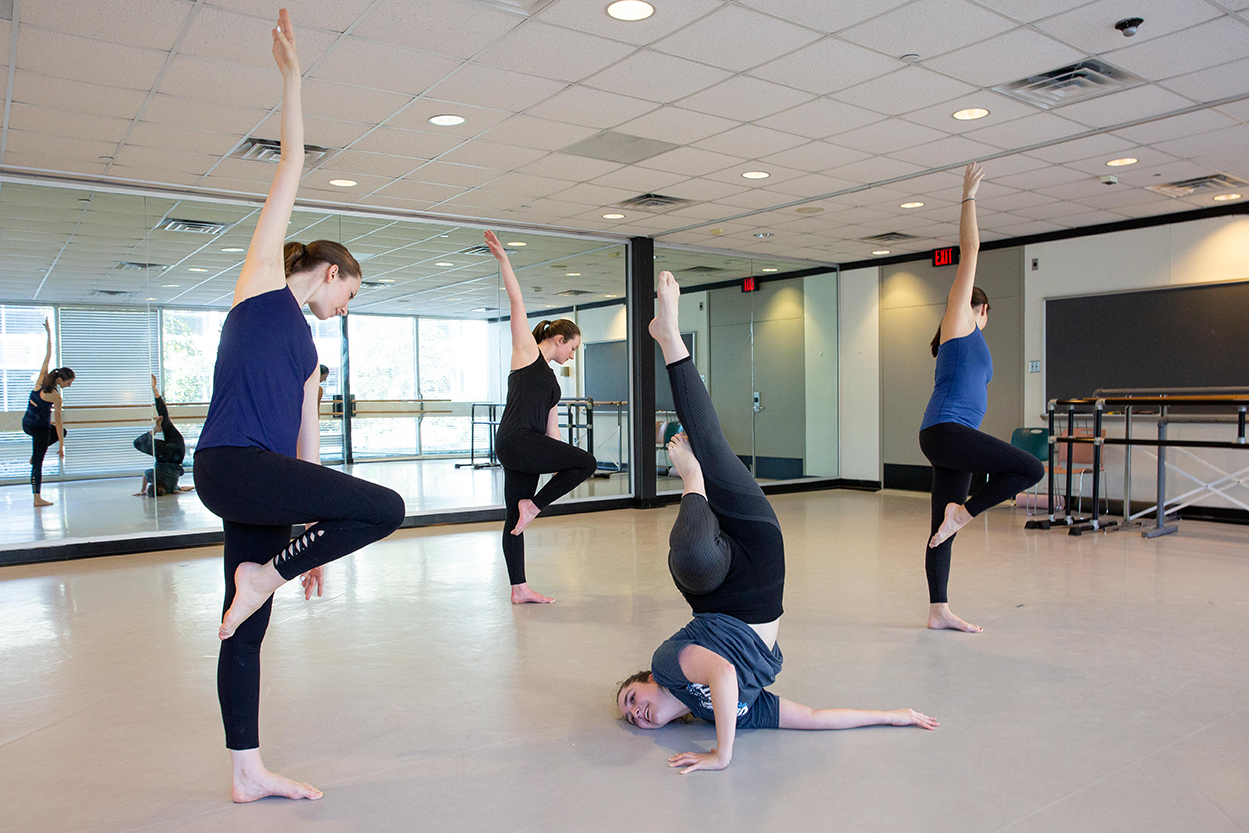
top-left (428, 114), bottom-right (466, 127)
top-left (900, 201), bottom-right (924, 208)
top-left (329, 179), bottom-right (357, 187)
top-left (222, 247), bottom-right (244, 253)
top-left (741, 171), bottom-right (769, 179)
top-left (872, 250), bottom-right (891, 255)
top-left (607, 1), bottom-right (654, 21)
top-left (1213, 193), bottom-right (1242, 201)
top-left (188, 267), bottom-right (208, 272)
top-left (566, 272), bottom-right (581, 276)
top-left (761, 267), bottom-right (778, 272)
top-left (506, 241), bottom-right (526, 247)
top-left (435, 262), bottom-right (455, 267)
top-left (1105, 158), bottom-right (1137, 167)
top-left (377, 278), bottom-right (395, 283)
top-left (161, 284), bottom-right (179, 288)
top-left (952, 108), bottom-right (989, 120)
top-left (602, 213), bottom-right (625, 219)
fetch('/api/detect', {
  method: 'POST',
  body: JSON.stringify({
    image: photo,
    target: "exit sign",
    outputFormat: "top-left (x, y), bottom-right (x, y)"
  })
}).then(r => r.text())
top-left (742, 276), bottom-right (758, 292)
top-left (933, 247), bottom-right (959, 267)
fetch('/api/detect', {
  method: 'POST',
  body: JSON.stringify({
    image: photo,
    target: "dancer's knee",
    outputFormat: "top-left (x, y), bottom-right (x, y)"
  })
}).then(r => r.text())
top-left (374, 486), bottom-right (406, 535)
top-left (668, 538), bottom-right (731, 595)
top-left (1024, 454), bottom-right (1045, 486)
top-left (576, 450), bottom-right (597, 477)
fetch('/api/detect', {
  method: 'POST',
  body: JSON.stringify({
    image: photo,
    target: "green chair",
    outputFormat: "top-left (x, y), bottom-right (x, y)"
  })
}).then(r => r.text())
top-left (1011, 427), bottom-right (1049, 514)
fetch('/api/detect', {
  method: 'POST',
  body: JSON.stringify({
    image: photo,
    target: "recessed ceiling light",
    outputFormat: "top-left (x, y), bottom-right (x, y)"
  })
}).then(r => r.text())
top-left (188, 267), bottom-right (208, 272)
top-left (161, 284), bottom-right (179, 288)
top-left (900, 201), bottom-right (924, 209)
top-left (449, 298), bottom-right (460, 301)
top-left (952, 108), bottom-right (989, 120)
top-left (506, 241), bottom-right (526, 247)
top-left (761, 267), bottom-right (778, 272)
top-left (1106, 157), bottom-right (1138, 167)
top-left (795, 206), bottom-right (823, 214)
top-left (428, 114), bottom-right (466, 127)
top-left (222, 247), bottom-right (244, 253)
top-left (471, 307), bottom-right (489, 312)
top-left (742, 171), bottom-right (770, 179)
top-left (602, 213), bottom-right (625, 219)
top-left (606, 0), bottom-right (654, 21)
top-left (1213, 193), bottom-right (1242, 201)
top-left (606, 294), bottom-right (618, 298)
top-left (145, 297), bottom-right (157, 301)
top-left (377, 278), bottom-right (395, 283)
top-left (435, 262), bottom-right (455, 267)
top-left (566, 272), bottom-right (581, 276)
top-left (329, 179), bottom-right (357, 187)
top-left (872, 250), bottom-right (891, 256)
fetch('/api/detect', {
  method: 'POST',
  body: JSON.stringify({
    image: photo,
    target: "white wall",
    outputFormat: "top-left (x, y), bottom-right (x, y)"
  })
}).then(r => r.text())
top-left (838, 266), bottom-right (881, 482)
top-left (804, 272), bottom-right (838, 477)
top-left (1024, 214), bottom-right (1249, 510)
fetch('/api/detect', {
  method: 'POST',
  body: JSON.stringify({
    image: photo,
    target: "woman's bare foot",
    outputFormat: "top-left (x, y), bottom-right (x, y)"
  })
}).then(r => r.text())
top-left (929, 502), bottom-right (972, 549)
top-left (511, 583), bottom-right (554, 604)
top-left (511, 498), bottom-right (541, 536)
top-left (220, 561), bottom-right (284, 640)
top-left (231, 749), bottom-right (321, 803)
top-left (33, 496), bottom-right (53, 507)
top-left (649, 271), bottom-right (690, 364)
top-left (928, 603), bottom-right (983, 633)
top-left (666, 433), bottom-right (706, 497)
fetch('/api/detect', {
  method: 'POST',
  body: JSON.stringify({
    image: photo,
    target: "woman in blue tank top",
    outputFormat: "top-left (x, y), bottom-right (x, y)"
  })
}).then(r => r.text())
top-left (919, 164), bottom-right (1043, 634)
top-left (22, 318), bottom-right (75, 507)
top-left (191, 10), bottom-right (403, 803)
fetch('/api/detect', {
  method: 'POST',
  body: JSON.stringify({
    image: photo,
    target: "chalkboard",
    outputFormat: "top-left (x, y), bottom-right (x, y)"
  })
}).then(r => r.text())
top-left (1045, 280), bottom-right (1249, 401)
top-left (584, 333), bottom-right (695, 410)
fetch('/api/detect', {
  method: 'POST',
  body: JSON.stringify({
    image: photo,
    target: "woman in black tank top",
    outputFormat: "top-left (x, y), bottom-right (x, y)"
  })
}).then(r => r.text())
top-left (23, 318), bottom-right (75, 507)
top-left (486, 230), bottom-right (597, 605)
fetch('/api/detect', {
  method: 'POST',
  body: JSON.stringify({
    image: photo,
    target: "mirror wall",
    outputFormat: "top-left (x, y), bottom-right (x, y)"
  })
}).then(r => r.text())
top-left (653, 246), bottom-right (839, 495)
top-left (0, 180), bottom-right (628, 549)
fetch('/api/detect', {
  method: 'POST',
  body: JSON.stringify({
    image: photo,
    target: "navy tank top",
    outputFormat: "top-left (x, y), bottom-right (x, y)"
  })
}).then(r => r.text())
top-left (197, 287), bottom-right (317, 458)
top-left (496, 353), bottom-right (560, 441)
top-left (23, 389), bottom-right (52, 430)
top-left (921, 326), bottom-right (993, 431)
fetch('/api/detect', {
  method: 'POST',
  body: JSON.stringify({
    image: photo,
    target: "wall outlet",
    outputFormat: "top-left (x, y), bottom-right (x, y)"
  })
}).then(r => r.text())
top-left (1031, 258), bottom-right (1039, 271)
top-left (1029, 360), bottom-right (1041, 373)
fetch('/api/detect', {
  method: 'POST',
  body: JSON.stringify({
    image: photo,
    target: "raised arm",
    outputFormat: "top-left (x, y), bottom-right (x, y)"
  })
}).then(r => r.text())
top-left (233, 8), bottom-right (304, 309)
top-left (938, 163), bottom-right (985, 344)
top-left (36, 319), bottom-right (52, 389)
top-left (778, 699), bottom-right (938, 731)
top-left (485, 230), bottom-right (540, 369)
top-left (668, 645), bottom-right (738, 774)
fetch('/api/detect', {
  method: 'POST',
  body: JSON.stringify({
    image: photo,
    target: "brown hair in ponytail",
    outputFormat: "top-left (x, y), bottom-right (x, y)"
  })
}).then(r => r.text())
top-left (930, 287), bottom-right (990, 357)
top-left (531, 318), bottom-right (581, 344)
top-left (40, 367), bottom-right (75, 394)
top-left (283, 240), bottom-right (362, 281)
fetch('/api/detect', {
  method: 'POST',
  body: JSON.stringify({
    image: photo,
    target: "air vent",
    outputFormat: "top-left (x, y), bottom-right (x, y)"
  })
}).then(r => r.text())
top-left (457, 245), bottom-right (493, 256)
top-left (1146, 173), bottom-right (1249, 198)
top-left (154, 218), bottom-right (232, 234)
top-left (861, 232), bottom-right (921, 243)
top-left (229, 137), bottom-right (332, 166)
top-left (359, 280), bottom-right (388, 287)
top-left (680, 265), bottom-right (725, 274)
top-left (617, 193), bottom-right (693, 212)
top-left (991, 59), bottom-right (1143, 110)
top-left (561, 131), bottom-right (681, 165)
top-left (558, 289), bottom-right (593, 297)
top-left (115, 261), bottom-right (169, 271)
top-left (90, 289), bottom-right (134, 297)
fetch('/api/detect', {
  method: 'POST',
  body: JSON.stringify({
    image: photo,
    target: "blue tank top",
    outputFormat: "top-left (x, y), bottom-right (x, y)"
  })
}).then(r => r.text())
top-left (921, 327), bottom-right (993, 431)
top-left (197, 287), bottom-right (317, 457)
top-left (23, 389), bottom-right (52, 429)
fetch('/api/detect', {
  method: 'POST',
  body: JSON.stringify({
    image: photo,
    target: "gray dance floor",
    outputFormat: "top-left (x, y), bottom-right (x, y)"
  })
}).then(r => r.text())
top-left (3, 489), bottom-right (1246, 831)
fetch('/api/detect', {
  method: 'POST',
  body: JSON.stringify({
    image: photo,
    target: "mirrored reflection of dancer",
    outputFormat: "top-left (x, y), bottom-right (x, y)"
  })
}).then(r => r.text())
top-left (23, 319), bottom-right (74, 507)
top-left (133, 375), bottom-right (194, 496)
top-left (191, 10), bottom-right (404, 803)
top-left (485, 229), bottom-right (597, 605)
top-left (919, 164), bottom-right (1044, 633)
top-left (616, 272), bottom-right (937, 774)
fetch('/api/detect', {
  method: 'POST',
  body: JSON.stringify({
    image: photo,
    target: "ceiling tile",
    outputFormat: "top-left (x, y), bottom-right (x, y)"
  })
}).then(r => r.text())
top-left (971, 0), bottom-right (1088, 23)
top-left (424, 64), bottom-right (566, 113)
top-left (254, 113), bottom-right (375, 149)
top-left (994, 164), bottom-right (1088, 190)
top-left (736, 0), bottom-right (913, 32)
top-left (475, 172), bottom-right (570, 198)
top-left (1159, 57), bottom-right (1249, 102)
top-left (921, 28), bottom-right (1086, 88)
top-left (678, 76), bottom-right (814, 122)
top-left (762, 173), bottom-right (860, 198)
top-left (310, 38), bottom-right (460, 96)
top-left (9, 73), bottom-right (143, 121)
top-left (652, 5), bottom-right (822, 73)
top-left (143, 94), bottom-right (269, 135)
top-left (756, 97), bottom-right (885, 139)
top-left (760, 140), bottom-right (871, 171)
top-left (525, 86), bottom-right (657, 130)
top-left (208, 0), bottom-right (378, 33)
top-left (476, 21), bottom-right (637, 83)
top-left (825, 155), bottom-right (929, 183)
top-left (437, 139), bottom-right (548, 169)
top-left (1034, 0), bottom-right (1223, 56)
top-left (749, 37), bottom-right (906, 96)
top-left (374, 179), bottom-right (468, 203)
top-left (177, 6), bottom-right (339, 71)
top-left (888, 135), bottom-right (1003, 167)
top-left (546, 181), bottom-right (639, 207)
top-left (839, 0), bottom-right (1016, 57)
top-left (351, 0), bottom-right (523, 61)
top-left (1097, 159), bottom-right (1211, 188)
top-left (536, 0), bottom-right (722, 47)
top-left (612, 106), bottom-right (738, 145)
top-left (320, 150), bottom-right (423, 179)
top-left (964, 112), bottom-right (1089, 149)
top-left (112, 146), bottom-right (220, 177)
top-left (4, 129), bottom-right (119, 163)
top-left (386, 100), bottom-right (512, 135)
top-left (17, 27), bottom-right (167, 92)
top-left (301, 80), bottom-right (414, 126)
top-left (703, 163), bottom-right (810, 188)
top-left (902, 92), bottom-right (1037, 135)
top-left (300, 170), bottom-right (393, 194)
top-left (5, 103), bottom-right (132, 145)
top-left (480, 115), bottom-right (599, 151)
top-left (159, 56), bottom-right (280, 110)
top-left (583, 50), bottom-right (734, 103)
top-left (1113, 108), bottom-right (1241, 145)
top-left (1025, 132), bottom-right (1136, 163)
top-left (516, 152), bottom-right (624, 182)
top-left (663, 179), bottom-right (751, 202)
top-left (692, 124), bottom-right (809, 158)
top-left (1105, 17), bottom-right (1249, 81)
top-left (982, 190), bottom-right (1058, 211)
top-left (1052, 85), bottom-right (1195, 129)
top-left (21, 0), bottom-right (191, 50)
top-left (588, 166), bottom-right (691, 193)
top-left (832, 67), bottom-right (977, 116)
top-left (126, 123), bottom-right (241, 157)
top-left (636, 145), bottom-right (744, 177)
top-left (1153, 123), bottom-right (1249, 158)
top-left (832, 119), bottom-right (948, 154)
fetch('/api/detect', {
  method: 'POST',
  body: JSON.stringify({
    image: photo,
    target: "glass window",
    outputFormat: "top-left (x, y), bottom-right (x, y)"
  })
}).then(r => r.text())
top-left (349, 314), bottom-right (417, 458)
top-left (419, 317), bottom-right (489, 455)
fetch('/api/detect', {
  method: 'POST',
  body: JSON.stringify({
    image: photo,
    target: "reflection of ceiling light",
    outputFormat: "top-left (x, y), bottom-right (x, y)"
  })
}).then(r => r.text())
top-left (377, 278), bottom-right (395, 283)
top-left (146, 297), bottom-right (157, 301)
top-left (900, 201), bottom-right (924, 208)
top-left (449, 298), bottom-right (460, 301)
top-left (507, 241), bottom-right (526, 247)
top-left (435, 262), bottom-right (455, 267)
top-left (606, 0), bottom-right (654, 21)
top-left (162, 284), bottom-right (179, 288)
top-left (761, 267), bottom-right (778, 272)
top-left (1106, 157), bottom-right (1137, 166)
top-left (1213, 193), bottom-right (1242, 201)
top-left (222, 247), bottom-right (244, 253)
top-left (566, 272), bottom-right (581, 276)
top-left (329, 179), bottom-right (357, 187)
top-left (428, 114), bottom-right (465, 127)
top-left (872, 249), bottom-right (891, 255)
top-left (742, 171), bottom-right (769, 179)
top-left (602, 213), bottom-right (625, 219)
top-left (952, 108), bottom-right (989, 120)
top-left (188, 267), bottom-right (208, 272)
top-left (753, 232), bottom-right (773, 238)
top-left (471, 307), bottom-right (489, 312)
top-left (606, 294), bottom-right (618, 298)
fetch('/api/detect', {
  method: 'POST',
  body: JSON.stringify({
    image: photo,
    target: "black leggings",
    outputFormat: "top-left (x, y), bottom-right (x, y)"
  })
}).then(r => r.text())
top-left (194, 446), bottom-right (406, 750)
top-left (496, 432), bottom-right (596, 585)
top-left (919, 422), bottom-right (1045, 604)
top-left (666, 357), bottom-right (784, 624)
top-left (24, 424), bottom-right (63, 494)
top-left (133, 396), bottom-right (186, 464)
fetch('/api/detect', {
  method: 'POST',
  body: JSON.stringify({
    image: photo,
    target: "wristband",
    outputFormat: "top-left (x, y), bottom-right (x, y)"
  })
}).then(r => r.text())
top-left (961, 198), bottom-right (975, 203)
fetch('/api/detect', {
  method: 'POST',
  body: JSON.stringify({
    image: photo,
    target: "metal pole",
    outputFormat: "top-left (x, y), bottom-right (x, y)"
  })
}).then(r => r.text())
top-left (626, 236), bottom-right (657, 506)
top-left (1064, 405), bottom-right (1076, 522)
top-left (340, 313), bottom-right (353, 466)
top-left (1123, 404), bottom-right (1132, 521)
top-left (1047, 402), bottom-right (1056, 521)
top-left (1143, 406), bottom-right (1179, 538)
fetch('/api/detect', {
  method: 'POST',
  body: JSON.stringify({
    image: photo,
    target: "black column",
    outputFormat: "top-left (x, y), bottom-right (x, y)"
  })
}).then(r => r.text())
top-left (628, 236), bottom-right (657, 507)
top-left (340, 313), bottom-right (353, 465)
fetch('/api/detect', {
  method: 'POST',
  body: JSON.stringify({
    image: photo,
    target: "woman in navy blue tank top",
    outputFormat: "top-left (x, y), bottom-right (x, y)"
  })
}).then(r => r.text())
top-left (23, 318), bottom-right (75, 507)
top-left (191, 11), bottom-right (403, 803)
top-left (919, 164), bottom-right (1043, 633)
top-left (486, 229), bottom-right (597, 605)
